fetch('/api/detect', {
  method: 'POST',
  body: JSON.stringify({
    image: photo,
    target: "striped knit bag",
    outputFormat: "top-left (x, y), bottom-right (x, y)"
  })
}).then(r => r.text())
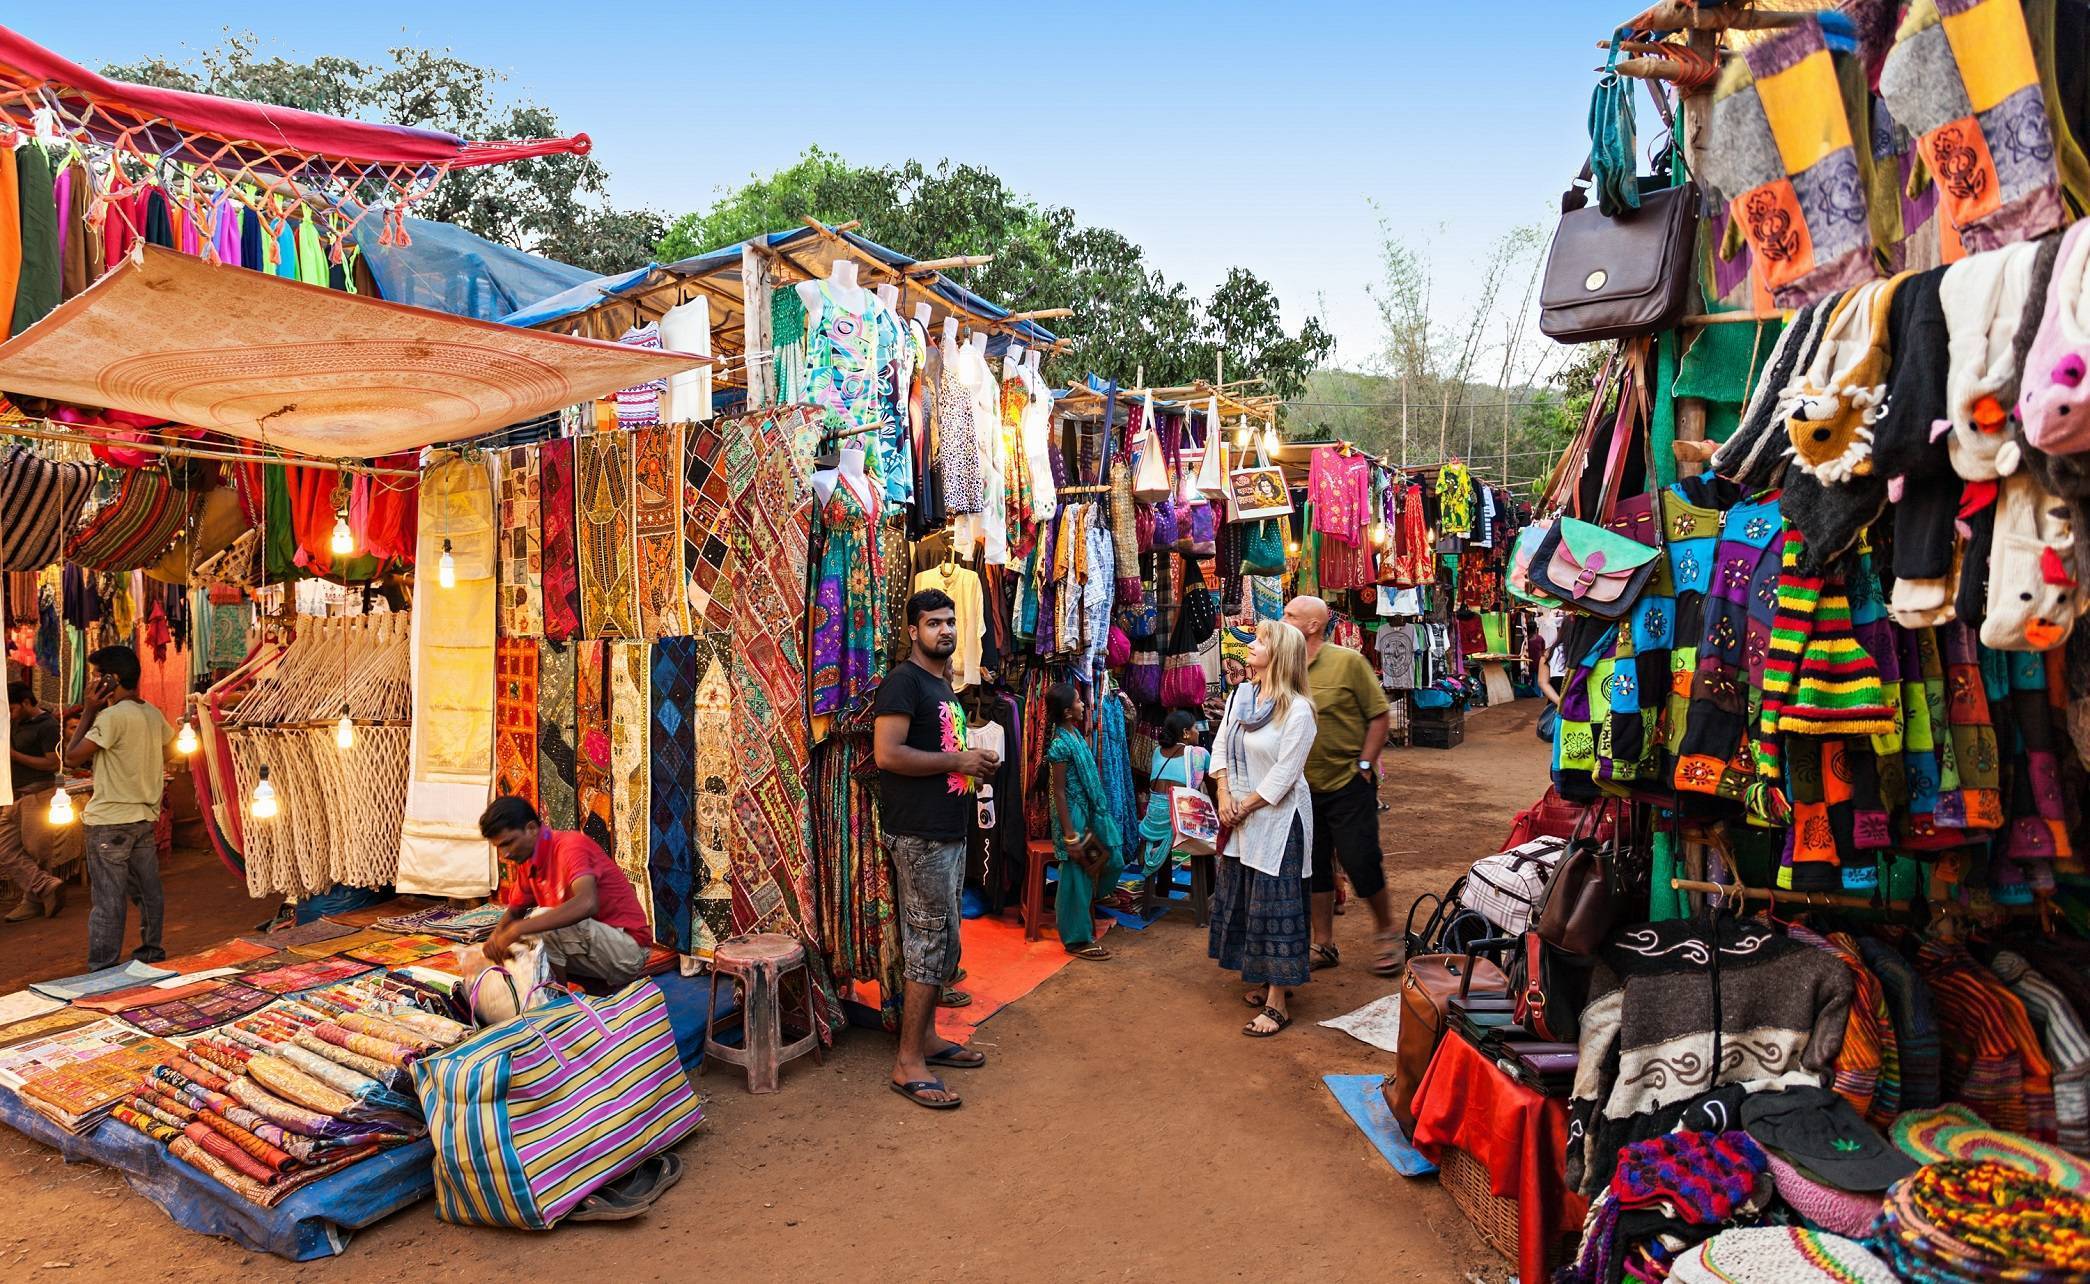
top-left (414, 981), bottom-right (701, 1229)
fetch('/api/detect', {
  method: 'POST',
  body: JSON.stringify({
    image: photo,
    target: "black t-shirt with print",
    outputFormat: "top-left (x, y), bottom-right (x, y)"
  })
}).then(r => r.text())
top-left (873, 659), bottom-right (970, 840)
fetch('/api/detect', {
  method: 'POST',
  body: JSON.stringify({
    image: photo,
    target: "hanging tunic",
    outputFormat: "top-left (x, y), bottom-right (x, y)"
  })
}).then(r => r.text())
top-left (809, 469), bottom-right (884, 721)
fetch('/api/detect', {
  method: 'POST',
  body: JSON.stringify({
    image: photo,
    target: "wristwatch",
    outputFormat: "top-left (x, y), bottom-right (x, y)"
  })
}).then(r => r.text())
top-left (1357, 759), bottom-right (1375, 774)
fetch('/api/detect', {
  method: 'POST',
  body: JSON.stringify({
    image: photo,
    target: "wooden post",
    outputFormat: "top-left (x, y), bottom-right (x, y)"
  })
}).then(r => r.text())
top-left (1672, 23), bottom-right (1719, 479)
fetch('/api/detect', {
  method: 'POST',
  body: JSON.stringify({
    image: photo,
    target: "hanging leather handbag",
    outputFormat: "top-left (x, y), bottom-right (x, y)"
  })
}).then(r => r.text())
top-left (1528, 518), bottom-right (1659, 618)
top-left (1389, 949), bottom-right (1510, 1133)
top-left (1537, 125), bottom-right (1700, 344)
top-left (1535, 806), bottom-right (1620, 959)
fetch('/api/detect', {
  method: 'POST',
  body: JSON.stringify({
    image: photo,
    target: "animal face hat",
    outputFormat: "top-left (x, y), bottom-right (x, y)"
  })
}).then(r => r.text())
top-left (1939, 237), bottom-right (2045, 480)
top-left (1981, 471), bottom-right (2082, 651)
top-left (2017, 218), bottom-right (2090, 456)
top-left (1784, 276), bottom-right (1906, 483)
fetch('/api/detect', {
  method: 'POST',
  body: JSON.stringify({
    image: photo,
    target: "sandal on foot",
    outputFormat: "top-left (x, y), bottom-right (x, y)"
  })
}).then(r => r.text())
top-left (926, 1044), bottom-right (986, 1069)
top-left (1310, 944), bottom-right (1340, 971)
top-left (936, 987), bottom-right (974, 1008)
top-left (890, 1078), bottom-right (961, 1109)
top-left (1064, 942), bottom-right (1111, 960)
top-left (1371, 935), bottom-right (1408, 977)
top-left (1243, 1006), bottom-right (1292, 1038)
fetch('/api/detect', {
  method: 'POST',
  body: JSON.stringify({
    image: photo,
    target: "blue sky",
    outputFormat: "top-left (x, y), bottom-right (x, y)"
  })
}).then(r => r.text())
top-left (21, 3), bottom-right (1603, 370)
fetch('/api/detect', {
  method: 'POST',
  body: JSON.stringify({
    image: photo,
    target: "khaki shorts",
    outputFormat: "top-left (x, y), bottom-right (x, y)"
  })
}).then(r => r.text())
top-left (538, 917), bottom-right (649, 988)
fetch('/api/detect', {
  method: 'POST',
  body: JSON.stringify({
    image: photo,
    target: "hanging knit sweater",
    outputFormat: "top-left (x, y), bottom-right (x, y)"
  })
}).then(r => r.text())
top-left (1568, 919), bottom-right (1852, 1195)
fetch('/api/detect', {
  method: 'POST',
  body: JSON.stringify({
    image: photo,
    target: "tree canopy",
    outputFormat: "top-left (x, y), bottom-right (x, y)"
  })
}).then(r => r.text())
top-left (103, 33), bottom-right (664, 275)
top-left (661, 149), bottom-right (1334, 399)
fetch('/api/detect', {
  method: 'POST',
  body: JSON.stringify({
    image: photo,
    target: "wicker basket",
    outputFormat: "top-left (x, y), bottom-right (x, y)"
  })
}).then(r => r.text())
top-left (1439, 1144), bottom-right (1576, 1273)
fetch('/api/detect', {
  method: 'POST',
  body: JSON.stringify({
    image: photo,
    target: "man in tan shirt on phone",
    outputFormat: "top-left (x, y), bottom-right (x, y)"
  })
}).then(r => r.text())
top-left (62, 645), bottom-right (175, 971)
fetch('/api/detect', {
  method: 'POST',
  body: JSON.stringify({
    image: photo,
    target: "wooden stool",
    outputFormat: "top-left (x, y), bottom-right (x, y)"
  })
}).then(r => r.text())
top-left (1020, 839), bottom-right (1058, 942)
top-left (700, 933), bottom-right (822, 1094)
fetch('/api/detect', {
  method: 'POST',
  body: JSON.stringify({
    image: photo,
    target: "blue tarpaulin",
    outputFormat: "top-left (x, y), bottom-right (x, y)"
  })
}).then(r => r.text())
top-left (500, 224), bottom-right (1059, 352)
top-left (350, 214), bottom-right (599, 323)
top-left (0, 972), bottom-right (737, 1258)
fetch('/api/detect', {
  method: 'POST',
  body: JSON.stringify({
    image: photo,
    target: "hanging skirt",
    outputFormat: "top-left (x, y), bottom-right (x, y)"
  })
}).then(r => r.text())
top-left (1207, 815), bottom-right (1309, 989)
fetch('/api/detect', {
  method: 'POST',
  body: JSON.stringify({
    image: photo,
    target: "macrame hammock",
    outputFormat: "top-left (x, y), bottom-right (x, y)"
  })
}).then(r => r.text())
top-left (199, 613), bottom-right (413, 900)
top-left (0, 25), bottom-right (591, 257)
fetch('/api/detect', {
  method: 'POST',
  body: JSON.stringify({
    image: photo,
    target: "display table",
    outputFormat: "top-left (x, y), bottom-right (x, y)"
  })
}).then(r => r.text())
top-left (1410, 1031), bottom-right (1586, 1282)
top-left (1464, 653), bottom-right (1518, 706)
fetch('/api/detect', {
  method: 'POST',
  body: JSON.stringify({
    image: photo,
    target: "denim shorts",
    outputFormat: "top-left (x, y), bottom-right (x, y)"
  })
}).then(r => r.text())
top-left (884, 833), bottom-right (965, 986)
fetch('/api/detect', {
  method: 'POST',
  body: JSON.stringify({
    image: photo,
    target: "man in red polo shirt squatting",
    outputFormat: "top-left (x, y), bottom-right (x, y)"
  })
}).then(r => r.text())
top-left (479, 796), bottom-right (652, 989)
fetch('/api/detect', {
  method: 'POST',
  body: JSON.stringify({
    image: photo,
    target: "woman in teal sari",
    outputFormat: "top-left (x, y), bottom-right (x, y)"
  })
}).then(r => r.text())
top-left (1045, 682), bottom-right (1123, 960)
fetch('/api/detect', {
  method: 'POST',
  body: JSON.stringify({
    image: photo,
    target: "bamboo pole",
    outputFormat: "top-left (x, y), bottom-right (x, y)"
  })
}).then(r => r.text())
top-left (1620, 2), bottom-right (1821, 31)
top-left (1668, 879), bottom-right (1909, 911)
top-left (0, 420), bottom-right (420, 476)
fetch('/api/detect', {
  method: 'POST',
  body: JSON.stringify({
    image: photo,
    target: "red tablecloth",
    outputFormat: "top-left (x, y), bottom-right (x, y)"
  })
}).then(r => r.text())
top-left (1411, 1033), bottom-right (1587, 1282)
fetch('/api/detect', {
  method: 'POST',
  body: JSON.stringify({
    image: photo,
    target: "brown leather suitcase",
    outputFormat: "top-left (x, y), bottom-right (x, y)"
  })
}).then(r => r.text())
top-left (1387, 951), bottom-right (1509, 1133)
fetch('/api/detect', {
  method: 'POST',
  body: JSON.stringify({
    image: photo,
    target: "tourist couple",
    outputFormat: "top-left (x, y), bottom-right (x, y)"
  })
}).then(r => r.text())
top-left (1205, 596), bottom-right (1397, 1037)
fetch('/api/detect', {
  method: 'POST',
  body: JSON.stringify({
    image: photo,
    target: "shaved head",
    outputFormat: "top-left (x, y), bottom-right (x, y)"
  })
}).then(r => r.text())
top-left (1283, 595), bottom-right (1330, 642)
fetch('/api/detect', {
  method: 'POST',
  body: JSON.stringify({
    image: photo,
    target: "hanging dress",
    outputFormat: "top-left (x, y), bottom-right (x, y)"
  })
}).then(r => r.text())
top-left (809, 465), bottom-right (883, 722)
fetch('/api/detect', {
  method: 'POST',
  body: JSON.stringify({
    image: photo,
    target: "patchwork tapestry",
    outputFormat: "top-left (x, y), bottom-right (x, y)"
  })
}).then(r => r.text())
top-left (681, 420), bottom-right (735, 633)
top-left (648, 636), bottom-right (701, 954)
top-left (496, 445), bottom-right (543, 637)
top-left (609, 641), bottom-right (655, 933)
top-left (538, 438), bottom-right (582, 642)
top-left (691, 650), bottom-right (737, 954)
top-left (632, 425), bottom-right (690, 639)
top-left (574, 431), bottom-right (639, 640)
top-left (535, 638), bottom-right (579, 830)
top-left (117, 981), bottom-right (276, 1038)
top-left (494, 637), bottom-right (540, 806)
top-left (574, 639), bottom-right (615, 858)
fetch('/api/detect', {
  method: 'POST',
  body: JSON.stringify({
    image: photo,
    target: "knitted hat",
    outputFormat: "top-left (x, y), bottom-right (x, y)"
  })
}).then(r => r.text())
top-left (1763, 1151), bottom-right (1884, 1237)
top-left (1873, 1160), bottom-right (2090, 1278)
top-left (1779, 467), bottom-right (1884, 573)
top-left (1979, 471), bottom-right (2080, 652)
top-left (1716, 298), bottom-right (1833, 491)
top-left (1940, 238), bottom-right (2046, 483)
top-left (1892, 1104), bottom-right (2090, 1193)
top-left (1669, 1227), bottom-right (1897, 1284)
top-left (1611, 1129), bottom-right (1768, 1223)
top-left (1742, 1085), bottom-right (1916, 1192)
top-left (2018, 219), bottom-right (2090, 455)
top-left (1785, 276), bottom-right (1904, 484)
top-left (1758, 531), bottom-right (1897, 757)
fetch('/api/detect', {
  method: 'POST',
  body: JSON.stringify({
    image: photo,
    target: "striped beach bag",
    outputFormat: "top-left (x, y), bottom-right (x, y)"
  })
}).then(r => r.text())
top-left (414, 980), bottom-right (702, 1228)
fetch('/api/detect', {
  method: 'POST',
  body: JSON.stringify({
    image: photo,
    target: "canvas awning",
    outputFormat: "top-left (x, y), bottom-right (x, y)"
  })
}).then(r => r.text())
top-left (0, 244), bottom-right (706, 458)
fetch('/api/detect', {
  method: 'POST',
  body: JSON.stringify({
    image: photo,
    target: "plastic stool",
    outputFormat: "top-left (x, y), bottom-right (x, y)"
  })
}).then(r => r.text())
top-left (700, 933), bottom-right (823, 1093)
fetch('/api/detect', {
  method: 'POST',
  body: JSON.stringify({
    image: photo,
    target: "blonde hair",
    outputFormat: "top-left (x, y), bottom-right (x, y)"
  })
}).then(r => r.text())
top-left (1253, 619), bottom-right (1310, 723)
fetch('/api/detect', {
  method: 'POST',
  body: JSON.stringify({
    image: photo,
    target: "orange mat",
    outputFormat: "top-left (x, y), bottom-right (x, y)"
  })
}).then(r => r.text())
top-left (856, 913), bottom-right (1114, 1043)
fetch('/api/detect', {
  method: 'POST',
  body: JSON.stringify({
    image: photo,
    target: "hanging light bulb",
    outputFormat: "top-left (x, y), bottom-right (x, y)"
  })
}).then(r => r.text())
top-left (1233, 421), bottom-right (1253, 451)
top-left (437, 539), bottom-right (457, 589)
top-left (1371, 521), bottom-right (1392, 547)
top-left (47, 786), bottom-right (74, 826)
top-left (330, 513), bottom-right (355, 557)
top-left (174, 719), bottom-right (199, 756)
top-left (1285, 539), bottom-right (1301, 557)
top-left (250, 765), bottom-right (279, 821)
top-left (335, 712), bottom-right (356, 750)
top-left (1261, 422), bottom-right (1283, 458)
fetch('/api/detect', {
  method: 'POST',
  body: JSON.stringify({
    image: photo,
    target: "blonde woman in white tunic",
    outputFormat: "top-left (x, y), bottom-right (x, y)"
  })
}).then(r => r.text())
top-left (1208, 619), bottom-right (1317, 1036)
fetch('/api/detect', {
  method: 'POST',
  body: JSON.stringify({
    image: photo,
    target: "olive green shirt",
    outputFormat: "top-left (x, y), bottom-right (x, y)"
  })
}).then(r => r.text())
top-left (83, 699), bottom-right (174, 826)
top-left (1304, 643), bottom-right (1390, 794)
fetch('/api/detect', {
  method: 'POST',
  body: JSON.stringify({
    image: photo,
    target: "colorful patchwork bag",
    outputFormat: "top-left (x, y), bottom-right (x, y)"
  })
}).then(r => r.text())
top-left (415, 980), bottom-right (702, 1229)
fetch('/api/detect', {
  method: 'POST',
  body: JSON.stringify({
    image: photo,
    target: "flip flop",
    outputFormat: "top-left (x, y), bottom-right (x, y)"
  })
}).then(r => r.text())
top-left (890, 1078), bottom-right (962, 1110)
top-left (1310, 944), bottom-right (1340, 971)
top-left (1244, 1006), bottom-right (1292, 1038)
top-left (567, 1152), bottom-right (685, 1221)
top-left (926, 1044), bottom-right (987, 1070)
top-left (1064, 943), bottom-right (1111, 960)
top-left (936, 987), bottom-right (974, 1008)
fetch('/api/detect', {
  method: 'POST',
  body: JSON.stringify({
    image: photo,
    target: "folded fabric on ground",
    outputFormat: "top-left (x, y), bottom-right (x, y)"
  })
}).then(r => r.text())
top-left (242, 958), bottom-right (380, 994)
top-left (117, 981), bottom-right (277, 1037)
top-left (28, 960), bottom-right (176, 1000)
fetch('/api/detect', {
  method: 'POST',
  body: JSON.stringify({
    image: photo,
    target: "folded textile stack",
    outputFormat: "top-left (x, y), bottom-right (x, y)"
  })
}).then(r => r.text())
top-left (1868, 1160), bottom-right (2090, 1280)
top-left (105, 986), bottom-right (472, 1208)
top-left (377, 902), bottom-right (506, 944)
top-left (0, 1019), bottom-right (181, 1133)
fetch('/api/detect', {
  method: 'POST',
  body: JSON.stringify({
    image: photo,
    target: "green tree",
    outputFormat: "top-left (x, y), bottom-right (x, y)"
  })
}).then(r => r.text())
top-left (104, 32), bottom-right (664, 275)
top-left (660, 150), bottom-right (1332, 398)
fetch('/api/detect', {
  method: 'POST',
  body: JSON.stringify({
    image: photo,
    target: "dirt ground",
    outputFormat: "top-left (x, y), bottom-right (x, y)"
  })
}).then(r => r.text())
top-left (0, 699), bottom-right (1553, 1283)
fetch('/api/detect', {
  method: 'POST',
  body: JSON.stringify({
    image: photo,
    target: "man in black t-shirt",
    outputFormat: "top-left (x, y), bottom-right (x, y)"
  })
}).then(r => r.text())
top-left (873, 589), bottom-right (1000, 1109)
top-left (2, 681), bottom-right (64, 922)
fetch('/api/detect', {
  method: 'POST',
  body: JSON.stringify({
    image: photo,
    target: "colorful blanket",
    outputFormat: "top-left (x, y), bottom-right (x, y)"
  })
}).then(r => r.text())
top-left (535, 638), bottom-right (580, 830)
top-left (538, 437), bottom-right (583, 642)
top-left (242, 957), bottom-right (380, 995)
top-left (610, 641), bottom-right (656, 934)
top-left (118, 981), bottom-right (277, 1037)
top-left (575, 431), bottom-right (639, 639)
top-left (633, 424), bottom-right (690, 638)
top-left (575, 640), bottom-right (615, 857)
top-left (496, 444), bottom-right (544, 637)
top-left (682, 420), bottom-right (735, 633)
top-left (648, 636), bottom-right (702, 953)
top-left (494, 636), bottom-right (540, 806)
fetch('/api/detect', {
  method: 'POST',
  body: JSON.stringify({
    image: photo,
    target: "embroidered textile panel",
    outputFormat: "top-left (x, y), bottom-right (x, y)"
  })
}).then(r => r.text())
top-left (538, 438), bottom-right (582, 642)
top-left (535, 638), bottom-right (579, 830)
top-left (608, 641), bottom-right (655, 934)
top-left (496, 446), bottom-right (544, 637)
top-left (647, 636), bottom-right (701, 954)
top-left (574, 639), bottom-right (614, 858)
top-left (691, 647), bottom-right (736, 955)
top-left (574, 432), bottom-right (639, 640)
top-left (494, 637), bottom-right (540, 806)
top-left (681, 419), bottom-right (735, 634)
top-left (632, 425), bottom-right (690, 639)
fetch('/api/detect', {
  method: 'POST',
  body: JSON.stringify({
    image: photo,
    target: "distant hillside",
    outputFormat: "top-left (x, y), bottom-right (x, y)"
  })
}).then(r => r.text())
top-left (1284, 368), bottom-right (1576, 491)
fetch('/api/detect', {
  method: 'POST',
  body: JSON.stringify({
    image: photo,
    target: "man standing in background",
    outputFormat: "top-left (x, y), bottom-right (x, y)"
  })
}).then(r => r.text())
top-left (0, 680), bottom-right (64, 922)
top-left (64, 646), bottom-right (174, 970)
top-left (1282, 596), bottom-right (1400, 977)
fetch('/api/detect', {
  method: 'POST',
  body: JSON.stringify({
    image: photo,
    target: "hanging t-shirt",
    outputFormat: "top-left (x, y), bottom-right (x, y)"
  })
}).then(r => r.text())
top-left (1377, 626), bottom-right (1416, 690)
top-left (914, 564), bottom-right (985, 689)
top-left (659, 297), bottom-right (713, 423)
top-left (1309, 449), bottom-right (1372, 542)
top-left (613, 323), bottom-right (666, 424)
top-left (873, 659), bottom-right (972, 840)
